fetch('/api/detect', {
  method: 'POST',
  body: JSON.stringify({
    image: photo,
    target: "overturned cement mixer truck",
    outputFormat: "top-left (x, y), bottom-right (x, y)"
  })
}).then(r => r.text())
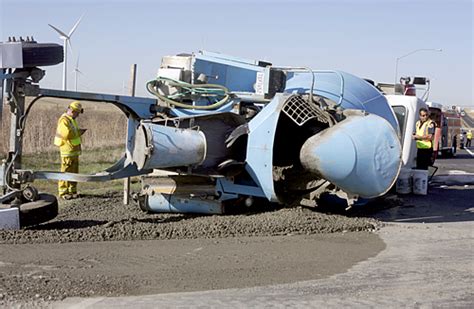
top-left (0, 40), bottom-right (402, 227)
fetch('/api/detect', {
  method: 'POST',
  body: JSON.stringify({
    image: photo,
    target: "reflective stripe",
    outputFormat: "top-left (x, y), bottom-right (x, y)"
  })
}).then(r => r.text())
top-left (70, 137), bottom-right (81, 146)
top-left (61, 151), bottom-right (82, 157)
top-left (70, 118), bottom-right (81, 146)
top-left (416, 120), bottom-right (433, 149)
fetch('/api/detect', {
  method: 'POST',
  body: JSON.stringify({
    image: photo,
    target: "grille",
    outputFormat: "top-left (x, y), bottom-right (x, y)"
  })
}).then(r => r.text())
top-left (282, 95), bottom-right (328, 126)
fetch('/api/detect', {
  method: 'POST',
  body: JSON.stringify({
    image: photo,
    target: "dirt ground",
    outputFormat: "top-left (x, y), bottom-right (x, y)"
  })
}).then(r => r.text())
top-left (0, 193), bottom-right (384, 307)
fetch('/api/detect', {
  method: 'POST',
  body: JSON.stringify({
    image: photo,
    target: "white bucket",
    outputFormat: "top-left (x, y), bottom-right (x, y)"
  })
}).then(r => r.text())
top-left (396, 169), bottom-right (412, 194)
top-left (412, 169), bottom-right (429, 195)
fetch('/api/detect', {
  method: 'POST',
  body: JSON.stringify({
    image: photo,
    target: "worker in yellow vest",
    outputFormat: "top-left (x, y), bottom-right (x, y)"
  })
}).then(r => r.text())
top-left (54, 101), bottom-right (87, 200)
top-left (412, 107), bottom-right (435, 170)
top-left (467, 130), bottom-right (472, 148)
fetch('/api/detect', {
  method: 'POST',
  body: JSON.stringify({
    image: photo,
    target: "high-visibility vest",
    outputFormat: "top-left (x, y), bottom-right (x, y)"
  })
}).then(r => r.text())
top-left (467, 131), bottom-right (473, 139)
top-left (415, 119), bottom-right (434, 149)
top-left (54, 113), bottom-right (82, 157)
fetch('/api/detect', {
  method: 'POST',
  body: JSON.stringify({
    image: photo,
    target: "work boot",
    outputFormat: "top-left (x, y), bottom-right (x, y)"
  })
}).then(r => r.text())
top-left (71, 193), bottom-right (80, 199)
top-left (61, 194), bottom-right (72, 200)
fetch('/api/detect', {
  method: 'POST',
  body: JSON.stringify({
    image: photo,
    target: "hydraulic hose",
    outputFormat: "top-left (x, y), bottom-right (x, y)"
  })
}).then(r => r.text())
top-left (146, 76), bottom-right (231, 110)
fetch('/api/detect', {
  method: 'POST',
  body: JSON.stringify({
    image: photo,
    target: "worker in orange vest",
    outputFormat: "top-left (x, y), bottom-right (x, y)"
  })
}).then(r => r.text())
top-left (54, 101), bottom-right (87, 200)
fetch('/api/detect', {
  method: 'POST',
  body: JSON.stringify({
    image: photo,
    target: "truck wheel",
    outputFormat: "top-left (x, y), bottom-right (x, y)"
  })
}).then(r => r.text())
top-left (22, 42), bottom-right (63, 68)
top-left (18, 193), bottom-right (58, 227)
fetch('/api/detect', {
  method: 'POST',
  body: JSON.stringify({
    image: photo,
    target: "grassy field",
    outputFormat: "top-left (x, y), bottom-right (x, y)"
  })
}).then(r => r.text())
top-left (1, 97), bottom-right (141, 196)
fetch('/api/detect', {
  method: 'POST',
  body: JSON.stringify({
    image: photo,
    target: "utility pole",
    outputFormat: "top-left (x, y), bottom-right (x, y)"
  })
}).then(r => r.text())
top-left (124, 64), bottom-right (137, 205)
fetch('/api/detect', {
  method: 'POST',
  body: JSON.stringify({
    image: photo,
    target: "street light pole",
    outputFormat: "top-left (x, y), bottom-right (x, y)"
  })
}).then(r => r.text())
top-left (394, 48), bottom-right (442, 86)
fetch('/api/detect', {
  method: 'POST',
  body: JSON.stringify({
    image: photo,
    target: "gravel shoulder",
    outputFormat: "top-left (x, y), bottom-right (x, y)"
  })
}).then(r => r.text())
top-left (0, 193), bottom-right (383, 306)
top-left (57, 185), bottom-right (474, 308)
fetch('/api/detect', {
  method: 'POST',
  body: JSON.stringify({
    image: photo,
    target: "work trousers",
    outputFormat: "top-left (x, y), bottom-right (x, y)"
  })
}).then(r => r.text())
top-left (467, 138), bottom-right (472, 147)
top-left (58, 156), bottom-right (79, 196)
top-left (416, 148), bottom-right (433, 170)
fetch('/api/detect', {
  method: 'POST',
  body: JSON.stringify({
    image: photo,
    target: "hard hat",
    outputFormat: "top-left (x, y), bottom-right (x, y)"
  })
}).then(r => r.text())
top-left (69, 101), bottom-right (83, 113)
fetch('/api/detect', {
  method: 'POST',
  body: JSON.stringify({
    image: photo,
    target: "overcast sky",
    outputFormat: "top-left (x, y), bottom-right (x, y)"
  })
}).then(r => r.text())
top-left (1, 0), bottom-right (473, 106)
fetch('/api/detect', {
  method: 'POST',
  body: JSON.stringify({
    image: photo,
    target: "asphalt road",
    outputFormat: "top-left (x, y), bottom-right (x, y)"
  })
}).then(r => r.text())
top-left (436, 147), bottom-right (474, 174)
top-left (53, 149), bottom-right (474, 308)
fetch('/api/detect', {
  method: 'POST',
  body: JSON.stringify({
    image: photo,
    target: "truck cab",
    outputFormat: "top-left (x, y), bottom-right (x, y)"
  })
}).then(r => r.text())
top-left (386, 95), bottom-right (428, 169)
top-left (376, 77), bottom-right (429, 169)
top-left (426, 102), bottom-right (461, 157)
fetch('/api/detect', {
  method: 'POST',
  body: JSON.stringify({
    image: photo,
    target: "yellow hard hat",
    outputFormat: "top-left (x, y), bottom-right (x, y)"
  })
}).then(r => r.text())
top-left (69, 101), bottom-right (83, 113)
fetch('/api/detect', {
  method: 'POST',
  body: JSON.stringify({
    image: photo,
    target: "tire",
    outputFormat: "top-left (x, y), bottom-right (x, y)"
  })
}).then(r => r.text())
top-left (18, 193), bottom-right (58, 227)
top-left (21, 42), bottom-right (63, 68)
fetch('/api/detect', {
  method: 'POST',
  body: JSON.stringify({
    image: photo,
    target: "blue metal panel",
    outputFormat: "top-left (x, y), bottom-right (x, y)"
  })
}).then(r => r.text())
top-left (194, 52), bottom-right (267, 94)
top-left (284, 71), bottom-right (399, 132)
top-left (199, 51), bottom-right (262, 66)
top-left (193, 59), bottom-right (260, 93)
top-left (245, 94), bottom-right (288, 202)
top-left (216, 178), bottom-right (266, 198)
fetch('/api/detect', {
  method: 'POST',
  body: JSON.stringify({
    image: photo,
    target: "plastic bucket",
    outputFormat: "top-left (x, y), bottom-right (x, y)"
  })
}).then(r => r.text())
top-left (412, 169), bottom-right (428, 195)
top-left (396, 169), bottom-right (412, 194)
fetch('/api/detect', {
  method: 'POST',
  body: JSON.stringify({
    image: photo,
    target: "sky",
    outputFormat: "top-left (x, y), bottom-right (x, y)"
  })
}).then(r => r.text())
top-left (1, 0), bottom-right (473, 106)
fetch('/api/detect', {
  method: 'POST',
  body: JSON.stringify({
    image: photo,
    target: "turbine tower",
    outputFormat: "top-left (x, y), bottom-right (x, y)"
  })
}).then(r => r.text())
top-left (73, 54), bottom-right (83, 91)
top-left (48, 15), bottom-right (83, 90)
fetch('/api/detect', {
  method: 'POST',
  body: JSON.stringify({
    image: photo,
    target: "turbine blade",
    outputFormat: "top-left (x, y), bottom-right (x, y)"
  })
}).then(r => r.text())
top-left (68, 14), bottom-right (84, 37)
top-left (48, 24), bottom-right (69, 38)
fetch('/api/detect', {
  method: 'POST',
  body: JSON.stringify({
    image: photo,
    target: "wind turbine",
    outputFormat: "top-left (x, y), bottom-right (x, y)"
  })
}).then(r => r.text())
top-left (73, 54), bottom-right (83, 91)
top-left (48, 15), bottom-right (83, 90)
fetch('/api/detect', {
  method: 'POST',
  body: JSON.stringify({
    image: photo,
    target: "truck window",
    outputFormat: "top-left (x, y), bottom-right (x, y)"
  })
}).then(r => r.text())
top-left (392, 106), bottom-right (407, 141)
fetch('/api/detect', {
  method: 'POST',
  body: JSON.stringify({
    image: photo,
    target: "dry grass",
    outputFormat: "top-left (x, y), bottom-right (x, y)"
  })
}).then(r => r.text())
top-left (1, 97), bottom-right (133, 195)
top-left (1, 97), bottom-right (127, 156)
